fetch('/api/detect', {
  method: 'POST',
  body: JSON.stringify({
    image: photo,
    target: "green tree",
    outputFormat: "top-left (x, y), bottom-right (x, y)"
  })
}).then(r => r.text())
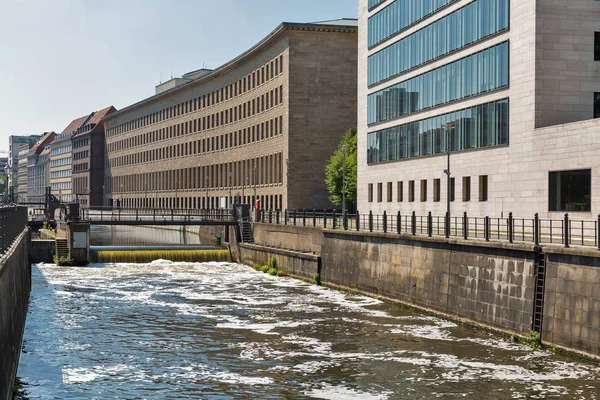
top-left (325, 128), bottom-right (357, 210)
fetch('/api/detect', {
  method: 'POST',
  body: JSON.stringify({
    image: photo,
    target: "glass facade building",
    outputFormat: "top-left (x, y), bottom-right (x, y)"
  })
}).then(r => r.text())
top-left (367, 41), bottom-right (509, 125)
top-left (368, 0), bottom-right (452, 47)
top-left (367, 98), bottom-right (509, 164)
top-left (368, 0), bottom-right (509, 86)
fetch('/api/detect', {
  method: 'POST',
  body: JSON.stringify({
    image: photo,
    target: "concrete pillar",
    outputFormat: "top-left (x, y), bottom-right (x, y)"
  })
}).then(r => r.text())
top-left (67, 222), bottom-right (90, 265)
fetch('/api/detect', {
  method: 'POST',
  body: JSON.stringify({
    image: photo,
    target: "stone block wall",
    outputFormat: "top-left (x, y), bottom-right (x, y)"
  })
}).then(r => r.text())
top-left (0, 229), bottom-right (31, 400)
top-left (252, 223), bottom-right (322, 254)
top-left (543, 246), bottom-right (600, 356)
top-left (239, 243), bottom-right (319, 280)
top-left (320, 230), bottom-right (537, 336)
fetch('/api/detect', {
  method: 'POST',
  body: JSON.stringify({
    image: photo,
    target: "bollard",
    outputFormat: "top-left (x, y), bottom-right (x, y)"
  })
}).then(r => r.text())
top-left (485, 216), bottom-right (490, 241)
top-left (293, 209), bottom-right (297, 226)
top-left (383, 211), bottom-right (387, 233)
top-left (269, 209), bottom-right (272, 224)
top-left (428, 211), bottom-right (432, 237)
top-left (463, 212), bottom-right (468, 240)
top-left (276, 209), bottom-right (280, 224)
top-left (324, 209), bottom-right (327, 228)
top-left (313, 209), bottom-right (316, 227)
top-left (369, 210), bottom-right (373, 232)
top-left (397, 211), bottom-right (401, 234)
top-left (508, 212), bottom-right (514, 243)
top-left (564, 213), bottom-right (570, 248)
top-left (303, 209), bottom-right (306, 227)
top-left (284, 209), bottom-right (288, 225)
top-left (356, 210), bottom-right (360, 231)
top-left (534, 213), bottom-right (539, 245)
top-left (411, 211), bottom-right (416, 235)
top-left (333, 210), bottom-right (337, 230)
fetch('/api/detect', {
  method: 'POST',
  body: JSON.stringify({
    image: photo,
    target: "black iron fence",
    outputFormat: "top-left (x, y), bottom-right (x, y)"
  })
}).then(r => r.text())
top-left (0, 206), bottom-right (28, 254)
top-left (257, 209), bottom-right (600, 249)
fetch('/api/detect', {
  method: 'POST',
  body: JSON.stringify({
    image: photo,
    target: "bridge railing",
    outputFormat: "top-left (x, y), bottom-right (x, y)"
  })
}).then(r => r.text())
top-left (0, 206), bottom-right (28, 254)
top-left (80, 207), bottom-right (234, 223)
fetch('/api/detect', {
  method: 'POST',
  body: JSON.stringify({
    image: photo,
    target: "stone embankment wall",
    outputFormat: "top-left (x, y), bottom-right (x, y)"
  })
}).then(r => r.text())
top-left (240, 222), bottom-right (600, 358)
top-left (0, 229), bottom-right (31, 400)
top-left (542, 246), bottom-right (600, 357)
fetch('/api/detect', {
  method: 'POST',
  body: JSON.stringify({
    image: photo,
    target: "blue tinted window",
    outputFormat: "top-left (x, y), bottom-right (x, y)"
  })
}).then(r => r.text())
top-left (368, 0), bottom-right (509, 86)
top-left (367, 41), bottom-right (509, 125)
top-left (368, 0), bottom-right (453, 47)
top-left (368, 0), bottom-right (386, 10)
top-left (367, 99), bottom-right (509, 164)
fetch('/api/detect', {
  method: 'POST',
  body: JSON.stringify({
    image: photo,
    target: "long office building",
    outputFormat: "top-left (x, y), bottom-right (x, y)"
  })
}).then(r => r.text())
top-left (358, 0), bottom-right (600, 218)
top-left (27, 132), bottom-right (56, 200)
top-left (104, 19), bottom-right (357, 211)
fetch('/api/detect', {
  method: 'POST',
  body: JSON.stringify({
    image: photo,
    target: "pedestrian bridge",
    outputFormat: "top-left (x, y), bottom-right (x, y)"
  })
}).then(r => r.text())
top-left (80, 207), bottom-right (238, 226)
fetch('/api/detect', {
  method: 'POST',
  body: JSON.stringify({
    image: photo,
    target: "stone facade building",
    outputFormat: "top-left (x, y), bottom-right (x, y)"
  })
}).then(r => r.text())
top-left (27, 132), bottom-right (56, 200)
top-left (104, 19), bottom-right (357, 211)
top-left (50, 114), bottom-right (93, 202)
top-left (7, 135), bottom-right (41, 191)
top-left (358, 0), bottom-right (600, 219)
top-left (72, 106), bottom-right (117, 207)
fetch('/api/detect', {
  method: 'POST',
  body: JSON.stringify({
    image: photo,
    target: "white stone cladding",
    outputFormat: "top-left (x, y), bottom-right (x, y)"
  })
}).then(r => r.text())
top-left (358, 0), bottom-right (600, 219)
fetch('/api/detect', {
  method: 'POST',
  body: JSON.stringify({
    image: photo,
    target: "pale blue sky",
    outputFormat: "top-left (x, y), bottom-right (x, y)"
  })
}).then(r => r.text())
top-left (0, 0), bottom-right (357, 151)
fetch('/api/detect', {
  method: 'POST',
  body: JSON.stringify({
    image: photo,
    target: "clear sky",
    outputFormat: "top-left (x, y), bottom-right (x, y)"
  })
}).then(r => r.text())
top-left (0, 0), bottom-right (357, 151)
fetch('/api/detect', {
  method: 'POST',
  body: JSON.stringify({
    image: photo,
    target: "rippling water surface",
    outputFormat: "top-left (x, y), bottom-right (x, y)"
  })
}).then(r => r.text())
top-left (19, 261), bottom-right (600, 399)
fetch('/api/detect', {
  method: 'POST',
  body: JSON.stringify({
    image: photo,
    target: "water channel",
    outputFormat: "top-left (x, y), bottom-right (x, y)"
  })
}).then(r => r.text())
top-left (17, 259), bottom-right (600, 399)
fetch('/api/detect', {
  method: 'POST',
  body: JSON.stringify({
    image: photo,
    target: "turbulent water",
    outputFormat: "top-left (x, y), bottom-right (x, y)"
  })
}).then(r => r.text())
top-left (18, 261), bottom-right (600, 399)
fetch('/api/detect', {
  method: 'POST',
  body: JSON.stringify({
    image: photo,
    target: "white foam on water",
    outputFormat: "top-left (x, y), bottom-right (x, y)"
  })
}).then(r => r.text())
top-left (293, 360), bottom-right (341, 374)
top-left (282, 334), bottom-right (333, 354)
top-left (305, 383), bottom-right (391, 400)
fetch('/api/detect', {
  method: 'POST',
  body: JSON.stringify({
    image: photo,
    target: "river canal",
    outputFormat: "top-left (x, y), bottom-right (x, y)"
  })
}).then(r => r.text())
top-left (18, 261), bottom-right (600, 399)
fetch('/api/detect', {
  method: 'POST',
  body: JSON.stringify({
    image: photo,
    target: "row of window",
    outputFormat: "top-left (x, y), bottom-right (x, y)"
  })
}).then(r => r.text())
top-left (51, 181), bottom-right (71, 191)
top-left (50, 144), bottom-right (71, 156)
top-left (367, 98), bottom-right (508, 164)
top-left (107, 85), bottom-right (283, 153)
top-left (50, 157), bottom-right (72, 168)
top-left (368, 0), bottom-right (509, 86)
top-left (107, 54), bottom-right (284, 138)
top-left (50, 169), bottom-right (71, 179)
top-left (73, 150), bottom-right (89, 161)
top-left (73, 163), bottom-right (89, 172)
top-left (368, 175), bottom-right (489, 203)
top-left (368, 0), bottom-right (386, 10)
top-left (72, 176), bottom-right (89, 196)
top-left (110, 153), bottom-right (284, 194)
top-left (109, 115), bottom-right (283, 168)
top-left (368, 0), bottom-right (452, 47)
top-left (368, 41), bottom-right (509, 125)
top-left (73, 138), bottom-right (89, 149)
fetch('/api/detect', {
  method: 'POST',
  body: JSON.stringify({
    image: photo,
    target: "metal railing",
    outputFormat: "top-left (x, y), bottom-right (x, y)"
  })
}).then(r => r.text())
top-left (0, 206), bottom-right (28, 254)
top-left (257, 209), bottom-right (600, 249)
top-left (80, 207), bottom-right (234, 223)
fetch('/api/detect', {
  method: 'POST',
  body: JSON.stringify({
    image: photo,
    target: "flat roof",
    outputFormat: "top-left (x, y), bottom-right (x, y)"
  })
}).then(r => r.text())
top-left (105, 19), bottom-right (358, 121)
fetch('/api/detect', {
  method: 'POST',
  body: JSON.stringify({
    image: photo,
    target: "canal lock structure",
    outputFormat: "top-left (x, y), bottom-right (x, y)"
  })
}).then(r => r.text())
top-left (16, 259), bottom-right (600, 399)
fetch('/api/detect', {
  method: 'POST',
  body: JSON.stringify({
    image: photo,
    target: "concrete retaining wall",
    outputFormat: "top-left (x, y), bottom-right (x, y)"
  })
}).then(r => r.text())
top-left (30, 240), bottom-right (56, 263)
top-left (321, 230), bottom-right (537, 336)
top-left (239, 243), bottom-right (319, 280)
top-left (253, 223), bottom-right (322, 254)
top-left (0, 229), bottom-right (31, 400)
top-left (543, 246), bottom-right (600, 357)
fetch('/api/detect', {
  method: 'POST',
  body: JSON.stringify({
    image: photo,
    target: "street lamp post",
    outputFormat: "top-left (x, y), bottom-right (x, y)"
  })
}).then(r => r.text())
top-left (243, 175), bottom-right (247, 206)
top-left (144, 181), bottom-right (148, 209)
top-left (444, 122), bottom-right (455, 238)
top-left (341, 145), bottom-right (347, 215)
top-left (119, 184), bottom-right (123, 208)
